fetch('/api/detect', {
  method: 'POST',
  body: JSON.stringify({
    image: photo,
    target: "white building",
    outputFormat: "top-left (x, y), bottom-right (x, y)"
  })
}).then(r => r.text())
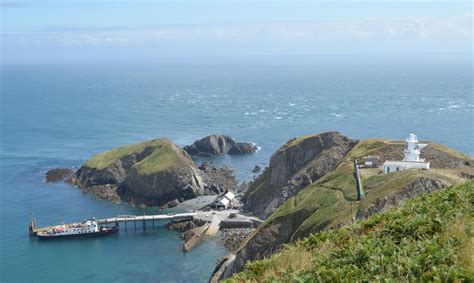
top-left (216, 191), bottom-right (236, 209)
top-left (383, 134), bottom-right (430, 174)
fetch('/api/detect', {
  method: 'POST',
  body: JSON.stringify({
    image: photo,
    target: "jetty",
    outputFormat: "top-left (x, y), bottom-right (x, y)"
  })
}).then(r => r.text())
top-left (29, 209), bottom-right (261, 236)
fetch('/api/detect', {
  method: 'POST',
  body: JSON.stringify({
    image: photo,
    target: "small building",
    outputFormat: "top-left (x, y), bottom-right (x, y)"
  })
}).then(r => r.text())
top-left (383, 134), bottom-right (430, 174)
top-left (213, 191), bottom-right (236, 210)
top-left (363, 156), bottom-right (380, 168)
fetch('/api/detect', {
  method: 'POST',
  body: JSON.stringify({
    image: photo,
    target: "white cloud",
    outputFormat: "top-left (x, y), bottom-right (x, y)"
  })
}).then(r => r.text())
top-left (2, 14), bottom-right (472, 56)
top-left (29, 15), bottom-right (465, 46)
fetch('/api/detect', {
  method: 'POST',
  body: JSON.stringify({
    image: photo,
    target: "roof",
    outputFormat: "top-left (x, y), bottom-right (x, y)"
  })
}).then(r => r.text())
top-left (224, 191), bottom-right (235, 200)
top-left (220, 198), bottom-right (230, 206)
top-left (383, 160), bottom-right (430, 166)
top-left (364, 156), bottom-right (380, 161)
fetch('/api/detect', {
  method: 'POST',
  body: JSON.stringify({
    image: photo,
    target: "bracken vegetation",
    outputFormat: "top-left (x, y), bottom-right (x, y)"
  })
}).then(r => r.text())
top-left (228, 181), bottom-right (474, 282)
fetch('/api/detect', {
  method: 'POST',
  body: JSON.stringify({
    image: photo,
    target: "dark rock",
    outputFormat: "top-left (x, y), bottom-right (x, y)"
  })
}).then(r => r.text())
top-left (184, 135), bottom-right (236, 157)
top-left (80, 184), bottom-right (121, 203)
top-left (166, 218), bottom-right (206, 233)
top-left (184, 134), bottom-right (258, 157)
top-left (252, 165), bottom-right (261, 173)
top-left (228, 143), bottom-right (258, 155)
top-left (45, 168), bottom-right (75, 182)
top-left (160, 198), bottom-right (180, 209)
top-left (198, 161), bottom-right (238, 195)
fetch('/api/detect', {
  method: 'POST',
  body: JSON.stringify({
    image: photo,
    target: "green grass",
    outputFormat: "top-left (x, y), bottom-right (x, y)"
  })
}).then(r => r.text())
top-left (282, 133), bottom-right (322, 150)
top-left (228, 181), bottom-right (474, 282)
top-left (84, 138), bottom-right (188, 175)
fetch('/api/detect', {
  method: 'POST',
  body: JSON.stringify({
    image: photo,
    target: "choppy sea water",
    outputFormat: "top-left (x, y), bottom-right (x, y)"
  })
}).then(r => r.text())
top-left (1, 57), bottom-right (473, 282)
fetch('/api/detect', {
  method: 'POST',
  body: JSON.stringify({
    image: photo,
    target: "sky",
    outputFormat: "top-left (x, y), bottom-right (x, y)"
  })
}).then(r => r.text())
top-left (0, 0), bottom-right (472, 64)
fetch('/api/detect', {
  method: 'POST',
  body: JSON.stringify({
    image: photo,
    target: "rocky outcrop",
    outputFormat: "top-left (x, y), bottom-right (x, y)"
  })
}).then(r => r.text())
top-left (45, 168), bottom-right (75, 182)
top-left (218, 228), bottom-right (256, 252)
top-left (184, 135), bottom-right (258, 157)
top-left (70, 138), bottom-right (237, 207)
top-left (244, 131), bottom-right (357, 218)
top-left (228, 143), bottom-right (258, 155)
top-left (252, 165), bottom-right (261, 173)
top-left (166, 218), bottom-right (207, 233)
top-left (198, 161), bottom-right (238, 195)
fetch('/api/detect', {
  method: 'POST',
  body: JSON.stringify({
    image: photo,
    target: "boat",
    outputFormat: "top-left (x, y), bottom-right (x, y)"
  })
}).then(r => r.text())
top-left (35, 218), bottom-right (118, 239)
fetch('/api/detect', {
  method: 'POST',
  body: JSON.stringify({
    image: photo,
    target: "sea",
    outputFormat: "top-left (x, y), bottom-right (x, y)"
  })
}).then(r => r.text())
top-left (0, 55), bottom-right (472, 282)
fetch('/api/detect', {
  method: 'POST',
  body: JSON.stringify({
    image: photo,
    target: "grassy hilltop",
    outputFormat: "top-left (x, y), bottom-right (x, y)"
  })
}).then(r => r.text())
top-left (75, 138), bottom-right (207, 206)
top-left (229, 180), bottom-right (474, 282)
top-left (84, 138), bottom-right (189, 175)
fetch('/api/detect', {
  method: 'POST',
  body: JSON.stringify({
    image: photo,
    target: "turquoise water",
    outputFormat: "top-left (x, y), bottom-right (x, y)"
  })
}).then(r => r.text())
top-left (1, 57), bottom-right (472, 282)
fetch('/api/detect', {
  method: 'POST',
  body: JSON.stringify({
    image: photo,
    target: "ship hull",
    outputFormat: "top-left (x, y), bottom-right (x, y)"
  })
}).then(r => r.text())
top-left (37, 227), bottom-right (119, 240)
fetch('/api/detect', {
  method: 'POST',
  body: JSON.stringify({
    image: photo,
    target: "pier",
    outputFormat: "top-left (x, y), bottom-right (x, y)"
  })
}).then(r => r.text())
top-left (29, 209), bottom-right (261, 236)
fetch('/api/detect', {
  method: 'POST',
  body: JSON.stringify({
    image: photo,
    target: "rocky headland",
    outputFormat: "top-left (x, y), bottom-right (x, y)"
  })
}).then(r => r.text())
top-left (211, 131), bottom-right (473, 281)
top-left (50, 138), bottom-right (240, 207)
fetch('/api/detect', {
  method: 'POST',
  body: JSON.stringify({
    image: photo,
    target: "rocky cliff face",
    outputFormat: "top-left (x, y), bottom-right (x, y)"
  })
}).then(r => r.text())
top-left (184, 134), bottom-right (258, 157)
top-left (71, 138), bottom-right (236, 206)
top-left (243, 131), bottom-right (357, 219)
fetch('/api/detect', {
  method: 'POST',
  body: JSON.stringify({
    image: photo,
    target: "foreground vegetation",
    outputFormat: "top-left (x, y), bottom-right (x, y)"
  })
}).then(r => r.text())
top-left (229, 181), bottom-right (474, 282)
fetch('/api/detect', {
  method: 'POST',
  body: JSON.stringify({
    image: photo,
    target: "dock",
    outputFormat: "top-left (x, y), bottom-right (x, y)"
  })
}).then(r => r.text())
top-left (29, 209), bottom-right (260, 236)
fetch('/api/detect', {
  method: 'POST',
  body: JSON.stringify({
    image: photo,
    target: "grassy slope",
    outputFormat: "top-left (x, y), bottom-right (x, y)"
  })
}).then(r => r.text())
top-left (229, 181), bottom-right (474, 282)
top-left (430, 143), bottom-right (472, 160)
top-left (84, 139), bottom-right (187, 175)
top-left (247, 139), bottom-right (466, 250)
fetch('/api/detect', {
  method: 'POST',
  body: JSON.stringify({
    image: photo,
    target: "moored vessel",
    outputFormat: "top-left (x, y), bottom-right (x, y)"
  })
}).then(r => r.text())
top-left (34, 218), bottom-right (118, 239)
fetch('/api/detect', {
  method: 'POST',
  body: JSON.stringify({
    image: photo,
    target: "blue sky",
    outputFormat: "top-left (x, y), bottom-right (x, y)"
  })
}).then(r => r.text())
top-left (1, 1), bottom-right (472, 63)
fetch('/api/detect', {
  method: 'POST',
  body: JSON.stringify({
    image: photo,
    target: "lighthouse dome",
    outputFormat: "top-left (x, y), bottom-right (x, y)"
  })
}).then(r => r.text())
top-left (406, 133), bottom-right (418, 143)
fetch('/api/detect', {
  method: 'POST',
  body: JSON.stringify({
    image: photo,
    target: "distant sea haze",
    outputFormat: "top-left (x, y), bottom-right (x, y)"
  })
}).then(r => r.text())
top-left (0, 58), bottom-right (472, 281)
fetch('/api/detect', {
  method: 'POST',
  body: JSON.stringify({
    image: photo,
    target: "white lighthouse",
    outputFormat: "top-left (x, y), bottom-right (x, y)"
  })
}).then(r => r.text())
top-left (383, 134), bottom-right (430, 174)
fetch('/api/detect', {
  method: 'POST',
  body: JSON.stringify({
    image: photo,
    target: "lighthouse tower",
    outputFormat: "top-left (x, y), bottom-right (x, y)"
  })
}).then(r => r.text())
top-left (403, 134), bottom-right (427, 162)
top-left (383, 133), bottom-right (430, 174)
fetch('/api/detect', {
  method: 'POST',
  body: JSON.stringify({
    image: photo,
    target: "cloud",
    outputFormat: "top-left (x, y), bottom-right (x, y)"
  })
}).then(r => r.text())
top-left (2, 15), bottom-right (472, 59)
top-left (5, 16), bottom-right (468, 47)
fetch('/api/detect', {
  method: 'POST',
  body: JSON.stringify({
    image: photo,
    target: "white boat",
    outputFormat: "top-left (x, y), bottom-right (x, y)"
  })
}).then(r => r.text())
top-left (35, 218), bottom-right (118, 239)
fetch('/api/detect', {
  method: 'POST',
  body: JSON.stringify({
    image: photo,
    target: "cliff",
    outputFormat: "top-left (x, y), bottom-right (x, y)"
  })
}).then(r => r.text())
top-left (71, 138), bottom-right (236, 206)
top-left (227, 181), bottom-right (474, 282)
top-left (243, 131), bottom-right (357, 218)
top-left (213, 134), bottom-right (473, 281)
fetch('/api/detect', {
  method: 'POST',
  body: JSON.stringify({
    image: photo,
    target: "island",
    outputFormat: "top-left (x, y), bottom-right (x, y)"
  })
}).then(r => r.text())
top-left (45, 131), bottom-right (473, 282)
